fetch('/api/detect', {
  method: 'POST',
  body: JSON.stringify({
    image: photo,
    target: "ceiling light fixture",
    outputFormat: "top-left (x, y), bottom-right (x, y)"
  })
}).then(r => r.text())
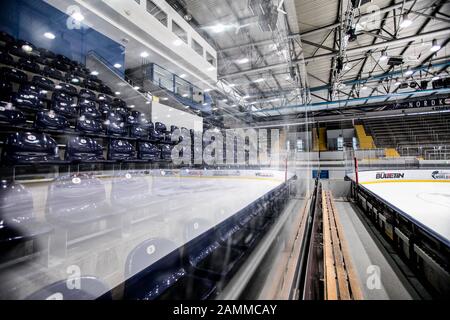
top-left (379, 50), bottom-right (388, 61)
top-left (44, 32), bottom-right (56, 40)
top-left (211, 24), bottom-right (225, 33)
top-left (405, 68), bottom-right (413, 76)
top-left (115, 92), bottom-right (121, 95)
top-left (253, 78), bottom-right (265, 83)
top-left (114, 63), bottom-right (122, 69)
top-left (179, 74), bottom-right (187, 78)
top-left (237, 58), bottom-right (249, 64)
top-left (394, 79), bottom-right (402, 86)
top-left (430, 39), bottom-right (441, 52)
top-left (140, 51), bottom-right (149, 58)
top-left (173, 39), bottom-right (183, 46)
top-left (432, 75), bottom-right (440, 81)
top-left (400, 13), bottom-right (412, 28)
top-left (90, 71), bottom-right (99, 76)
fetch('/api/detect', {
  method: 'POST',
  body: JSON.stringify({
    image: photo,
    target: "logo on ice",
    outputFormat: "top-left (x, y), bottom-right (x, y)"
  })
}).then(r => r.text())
top-left (170, 128), bottom-right (281, 166)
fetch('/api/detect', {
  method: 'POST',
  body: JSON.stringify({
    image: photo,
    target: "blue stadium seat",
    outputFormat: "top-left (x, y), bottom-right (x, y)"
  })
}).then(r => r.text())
top-left (138, 142), bottom-right (160, 161)
top-left (97, 94), bottom-right (112, 104)
top-left (76, 115), bottom-right (103, 134)
top-left (36, 48), bottom-right (56, 60)
top-left (46, 174), bottom-right (111, 225)
top-left (124, 238), bottom-right (216, 300)
top-left (161, 144), bottom-right (173, 161)
top-left (99, 102), bottom-right (113, 118)
top-left (43, 66), bottom-right (64, 81)
top-left (0, 79), bottom-right (13, 101)
top-left (84, 79), bottom-right (99, 92)
top-left (79, 89), bottom-right (96, 101)
top-left (56, 82), bottom-right (77, 96)
top-left (113, 98), bottom-right (127, 108)
top-left (0, 180), bottom-right (53, 265)
top-left (1, 67), bottom-right (28, 84)
top-left (110, 172), bottom-right (152, 209)
top-left (71, 66), bottom-right (89, 79)
top-left (52, 100), bottom-right (78, 118)
top-left (98, 83), bottom-right (113, 96)
top-left (0, 104), bottom-right (26, 125)
top-left (130, 125), bottom-right (149, 139)
top-left (114, 106), bottom-right (128, 118)
top-left (108, 139), bottom-right (136, 161)
top-left (17, 57), bottom-right (40, 74)
top-left (52, 90), bottom-right (74, 103)
top-left (79, 100), bottom-right (101, 119)
top-left (2, 132), bottom-right (61, 165)
top-left (32, 75), bottom-right (55, 91)
top-left (126, 112), bottom-right (140, 126)
top-left (7, 42), bottom-right (35, 59)
top-left (105, 114), bottom-right (127, 136)
top-left (65, 74), bottom-right (82, 86)
top-left (155, 122), bottom-right (171, 142)
top-left (25, 276), bottom-right (112, 300)
top-left (20, 83), bottom-right (47, 100)
top-left (12, 87), bottom-right (45, 112)
top-left (0, 49), bottom-right (15, 66)
top-left (65, 136), bottom-right (105, 163)
top-left (35, 110), bottom-right (69, 131)
top-left (50, 59), bottom-right (70, 73)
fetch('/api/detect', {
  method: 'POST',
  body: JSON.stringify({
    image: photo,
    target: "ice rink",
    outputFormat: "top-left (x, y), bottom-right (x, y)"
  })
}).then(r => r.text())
top-left (361, 181), bottom-right (450, 245)
top-left (0, 169), bottom-right (291, 299)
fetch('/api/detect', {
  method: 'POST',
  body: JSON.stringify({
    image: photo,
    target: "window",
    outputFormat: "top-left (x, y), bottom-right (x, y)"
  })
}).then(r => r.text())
top-left (206, 51), bottom-right (216, 67)
top-left (192, 39), bottom-right (204, 57)
top-left (172, 21), bottom-right (187, 44)
top-left (146, 0), bottom-right (167, 27)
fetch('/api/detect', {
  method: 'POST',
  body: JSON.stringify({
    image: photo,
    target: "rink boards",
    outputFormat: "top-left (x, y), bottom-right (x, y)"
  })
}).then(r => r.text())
top-left (356, 170), bottom-right (450, 245)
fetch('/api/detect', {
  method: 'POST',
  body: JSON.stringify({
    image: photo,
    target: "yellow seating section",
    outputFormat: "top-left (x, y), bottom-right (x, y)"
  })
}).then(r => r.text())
top-left (384, 148), bottom-right (400, 158)
top-left (312, 128), bottom-right (319, 151)
top-left (355, 125), bottom-right (376, 149)
top-left (318, 127), bottom-right (328, 151)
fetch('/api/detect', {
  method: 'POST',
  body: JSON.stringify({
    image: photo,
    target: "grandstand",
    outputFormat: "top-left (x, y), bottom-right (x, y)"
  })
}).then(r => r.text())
top-left (0, 0), bottom-right (449, 304)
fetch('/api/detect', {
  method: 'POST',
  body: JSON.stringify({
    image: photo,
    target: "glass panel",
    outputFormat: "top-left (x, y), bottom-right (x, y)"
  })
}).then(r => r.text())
top-left (146, 0), bottom-right (167, 27)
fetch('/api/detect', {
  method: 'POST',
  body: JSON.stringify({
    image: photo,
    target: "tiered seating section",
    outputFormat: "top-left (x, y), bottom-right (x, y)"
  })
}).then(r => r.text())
top-left (361, 113), bottom-right (450, 158)
top-left (354, 124), bottom-right (376, 150)
top-left (0, 31), bottom-right (186, 165)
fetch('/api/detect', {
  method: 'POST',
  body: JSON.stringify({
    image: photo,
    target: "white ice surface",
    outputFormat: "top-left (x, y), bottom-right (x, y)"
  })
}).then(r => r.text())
top-left (362, 182), bottom-right (450, 244)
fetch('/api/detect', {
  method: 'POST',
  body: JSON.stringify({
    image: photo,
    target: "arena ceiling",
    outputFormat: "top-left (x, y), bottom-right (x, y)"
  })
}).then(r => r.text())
top-left (166, 0), bottom-right (450, 125)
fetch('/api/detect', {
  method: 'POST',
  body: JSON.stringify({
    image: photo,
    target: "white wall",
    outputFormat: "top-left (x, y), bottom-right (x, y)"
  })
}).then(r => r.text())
top-left (152, 101), bottom-right (203, 131)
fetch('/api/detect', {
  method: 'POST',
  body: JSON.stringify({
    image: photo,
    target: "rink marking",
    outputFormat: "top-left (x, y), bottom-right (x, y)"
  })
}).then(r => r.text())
top-left (361, 179), bottom-right (450, 185)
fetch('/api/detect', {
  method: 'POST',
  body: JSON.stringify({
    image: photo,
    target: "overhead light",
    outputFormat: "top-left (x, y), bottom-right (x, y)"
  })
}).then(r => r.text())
top-left (432, 75), bottom-right (440, 81)
top-left (180, 74), bottom-right (187, 78)
top-left (379, 50), bottom-right (388, 61)
top-left (114, 63), bottom-right (122, 68)
top-left (237, 58), bottom-right (249, 64)
top-left (361, 85), bottom-right (368, 90)
top-left (221, 99), bottom-right (228, 102)
top-left (211, 24), bottom-right (225, 33)
top-left (207, 66), bottom-right (216, 71)
top-left (115, 91), bottom-right (121, 95)
top-left (253, 78), bottom-right (265, 83)
top-left (145, 101), bottom-right (151, 104)
top-left (184, 105), bottom-right (190, 108)
top-left (21, 44), bottom-right (33, 52)
top-left (140, 51), bottom-right (149, 58)
top-left (161, 97), bottom-right (169, 101)
top-left (430, 39), bottom-right (441, 52)
top-left (212, 107), bottom-right (218, 111)
top-left (90, 71), bottom-right (99, 76)
top-left (71, 11), bottom-right (85, 22)
top-left (129, 105), bottom-right (135, 108)
top-left (400, 13), bottom-right (412, 28)
top-left (167, 115), bottom-right (171, 118)
top-left (203, 102), bottom-right (208, 106)
top-left (394, 79), bottom-right (402, 86)
top-left (173, 39), bottom-right (183, 46)
top-left (182, 93), bottom-right (189, 97)
top-left (228, 84), bottom-right (236, 87)
top-left (243, 95), bottom-right (250, 99)
top-left (405, 69), bottom-right (413, 76)
top-left (231, 104), bottom-right (237, 107)
top-left (204, 88), bottom-right (212, 92)
top-left (44, 32), bottom-right (56, 40)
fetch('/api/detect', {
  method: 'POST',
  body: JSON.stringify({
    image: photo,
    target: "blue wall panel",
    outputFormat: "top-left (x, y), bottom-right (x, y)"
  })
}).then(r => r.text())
top-left (0, 0), bottom-right (124, 71)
